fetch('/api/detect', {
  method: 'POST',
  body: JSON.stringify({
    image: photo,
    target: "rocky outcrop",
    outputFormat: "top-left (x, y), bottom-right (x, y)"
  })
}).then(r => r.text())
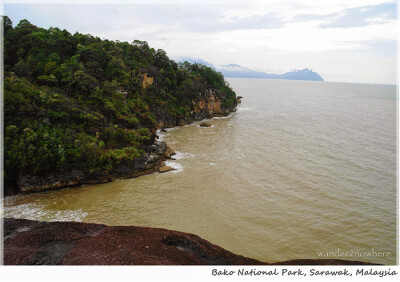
top-left (194, 89), bottom-right (226, 116)
top-left (159, 166), bottom-right (176, 173)
top-left (15, 141), bottom-right (173, 194)
top-left (3, 218), bottom-right (376, 265)
top-left (164, 147), bottom-right (176, 159)
top-left (154, 108), bottom-right (178, 129)
top-left (141, 73), bottom-right (154, 88)
top-left (236, 96), bottom-right (243, 103)
top-left (200, 122), bottom-right (212, 127)
top-left (154, 88), bottom-right (236, 129)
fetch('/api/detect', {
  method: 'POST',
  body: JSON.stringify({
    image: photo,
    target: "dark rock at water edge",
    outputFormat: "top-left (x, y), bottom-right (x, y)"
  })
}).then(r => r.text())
top-left (159, 166), bottom-right (176, 173)
top-left (15, 141), bottom-right (170, 194)
top-left (164, 147), bottom-right (176, 158)
top-left (6, 87), bottom-right (237, 195)
top-left (3, 218), bottom-right (377, 265)
top-left (200, 122), bottom-right (212, 127)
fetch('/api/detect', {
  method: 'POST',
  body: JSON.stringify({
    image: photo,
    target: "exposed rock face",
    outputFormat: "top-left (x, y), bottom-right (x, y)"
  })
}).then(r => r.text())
top-left (16, 141), bottom-right (169, 193)
top-left (193, 88), bottom-right (232, 118)
top-left (3, 218), bottom-right (376, 265)
top-left (154, 108), bottom-right (177, 129)
top-left (236, 96), bottom-right (243, 103)
top-left (154, 88), bottom-right (236, 129)
top-left (141, 73), bottom-right (154, 88)
top-left (194, 89), bottom-right (224, 116)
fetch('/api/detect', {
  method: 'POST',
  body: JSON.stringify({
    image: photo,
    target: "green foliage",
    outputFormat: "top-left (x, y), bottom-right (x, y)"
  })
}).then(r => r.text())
top-left (3, 17), bottom-right (236, 184)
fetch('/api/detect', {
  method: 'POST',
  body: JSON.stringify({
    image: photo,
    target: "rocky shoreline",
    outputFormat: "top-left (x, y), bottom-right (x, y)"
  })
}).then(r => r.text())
top-left (12, 140), bottom-right (176, 194)
top-left (6, 87), bottom-right (236, 196)
top-left (3, 218), bottom-right (375, 265)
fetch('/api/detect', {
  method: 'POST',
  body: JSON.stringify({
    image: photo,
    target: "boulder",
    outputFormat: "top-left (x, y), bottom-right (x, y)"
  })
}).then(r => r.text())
top-left (200, 122), bottom-right (212, 127)
top-left (165, 147), bottom-right (176, 159)
top-left (159, 166), bottom-right (176, 173)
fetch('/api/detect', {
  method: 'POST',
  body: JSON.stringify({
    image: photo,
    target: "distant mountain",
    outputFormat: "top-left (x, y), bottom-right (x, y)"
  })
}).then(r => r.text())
top-left (178, 57), bottom-right (216, 69)
top-left (219, 64), bottom-right (324, 81)
top-left (177, 58), bottom-right (324, 81)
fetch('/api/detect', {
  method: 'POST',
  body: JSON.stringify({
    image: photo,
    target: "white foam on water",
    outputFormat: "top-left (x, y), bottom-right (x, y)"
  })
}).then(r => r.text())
top-left (212, 115), bottom-right (232, 120)
top-left (236, 107), bottom-right (253, 111)
top-left (157, 127), bottom-right (181, 141)
top-left (2, 202), bottom-right (88, 222)
top-left (164, 160), bottom-right (183, 173)
top-left (166, 139), bottom-right (176, 144)
top-left (156, 129), bottom-right (167, 141)
top-left (160, 150), bottom-right (197, 173)
top-left (172, 151), bottom-right (196, 160)
top-left (165, 126), bottom-right (180, 132)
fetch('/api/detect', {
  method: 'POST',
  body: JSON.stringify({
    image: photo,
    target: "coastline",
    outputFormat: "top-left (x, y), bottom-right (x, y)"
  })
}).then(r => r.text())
top-left (6, 108), bottom-right (236, 196)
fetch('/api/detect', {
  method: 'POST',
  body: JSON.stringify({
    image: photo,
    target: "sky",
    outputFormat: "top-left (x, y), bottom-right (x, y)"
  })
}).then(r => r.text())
top-left (2, 0), bottom-right (399, 84)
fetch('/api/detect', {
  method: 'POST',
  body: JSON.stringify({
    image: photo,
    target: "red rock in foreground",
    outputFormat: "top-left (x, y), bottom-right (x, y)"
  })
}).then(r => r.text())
top-left (3, 218), bottom-right (375, 265)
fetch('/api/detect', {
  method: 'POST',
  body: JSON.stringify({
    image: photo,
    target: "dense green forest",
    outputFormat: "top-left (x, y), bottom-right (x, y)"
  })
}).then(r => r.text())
top-left (3, 16), bottom-right (236, 190)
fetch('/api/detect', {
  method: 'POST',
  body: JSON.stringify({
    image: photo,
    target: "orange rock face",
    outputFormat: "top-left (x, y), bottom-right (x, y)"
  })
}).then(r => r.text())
top-left (194, 89), bottom-right (224, 116)
top-left (142, 73), bottom-right (154, 88)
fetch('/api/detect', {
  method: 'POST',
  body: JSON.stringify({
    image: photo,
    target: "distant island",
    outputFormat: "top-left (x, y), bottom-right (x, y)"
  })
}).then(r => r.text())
top-left (220, 64), bottom-right (324, 81)
top-left (179, 58), bottom-right (324, 81)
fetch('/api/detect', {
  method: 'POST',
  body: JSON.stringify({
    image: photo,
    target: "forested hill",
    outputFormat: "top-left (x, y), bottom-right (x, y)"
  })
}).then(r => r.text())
top-left (3, 16), bottom-right (237, 194)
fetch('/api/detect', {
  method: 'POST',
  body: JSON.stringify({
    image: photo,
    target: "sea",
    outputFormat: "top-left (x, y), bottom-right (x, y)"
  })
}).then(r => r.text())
top-left (3, 78), bottom-right (397, 265)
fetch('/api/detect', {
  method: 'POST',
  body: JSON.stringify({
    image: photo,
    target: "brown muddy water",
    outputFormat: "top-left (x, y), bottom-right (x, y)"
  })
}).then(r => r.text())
top-left (3, 79), bottom-right (397, 264)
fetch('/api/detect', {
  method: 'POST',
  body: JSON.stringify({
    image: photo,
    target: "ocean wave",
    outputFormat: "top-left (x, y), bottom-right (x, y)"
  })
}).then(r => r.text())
top-left (2, 202), bottom-right (88, 222)
top-left (156, 130), bottom-right (166, 141)
top-left (164, 160), bottom-right (183, 173)
top-left (156, 127), bottom-right (181, 140)
top-left (164, 127), bottom-right (180, 132)
top-left (212, 115), bottom-right (232, 120)
top-left (173, 151), bottom-right (196, 160)
top-left (236, 107), bottom-right (253, 111)
top-left (166, 139), bottom-right (176, 144)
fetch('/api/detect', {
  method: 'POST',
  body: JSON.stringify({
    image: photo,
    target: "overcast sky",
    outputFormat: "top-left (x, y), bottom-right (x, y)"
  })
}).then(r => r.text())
top-left (3, 0), bottom-right (398, 84)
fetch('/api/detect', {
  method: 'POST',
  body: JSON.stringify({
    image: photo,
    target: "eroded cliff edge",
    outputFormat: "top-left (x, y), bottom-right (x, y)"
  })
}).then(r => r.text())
top-left (3, 218), bottom-right (375, 265)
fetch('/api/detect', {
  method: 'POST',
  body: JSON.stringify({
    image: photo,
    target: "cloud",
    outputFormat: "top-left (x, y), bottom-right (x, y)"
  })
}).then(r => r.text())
top-left (318, 3), bottom-right (397, 28)
top-left (110, 4), bottom-right (285, 33)
top-left (360, 39), bottom-right (397, 56)
top-left (182, 12), bottom-right (284, 32)
top-left (3, 1), bottom-right (397, 84)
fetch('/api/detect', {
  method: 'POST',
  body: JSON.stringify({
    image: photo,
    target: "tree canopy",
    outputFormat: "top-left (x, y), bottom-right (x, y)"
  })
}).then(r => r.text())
top-left (3, 16), bottom-right (236, 187)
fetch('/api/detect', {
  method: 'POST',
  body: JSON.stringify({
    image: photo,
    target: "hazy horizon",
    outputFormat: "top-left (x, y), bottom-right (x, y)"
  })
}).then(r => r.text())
top-left (3, 0), bottom-right (398, 84)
